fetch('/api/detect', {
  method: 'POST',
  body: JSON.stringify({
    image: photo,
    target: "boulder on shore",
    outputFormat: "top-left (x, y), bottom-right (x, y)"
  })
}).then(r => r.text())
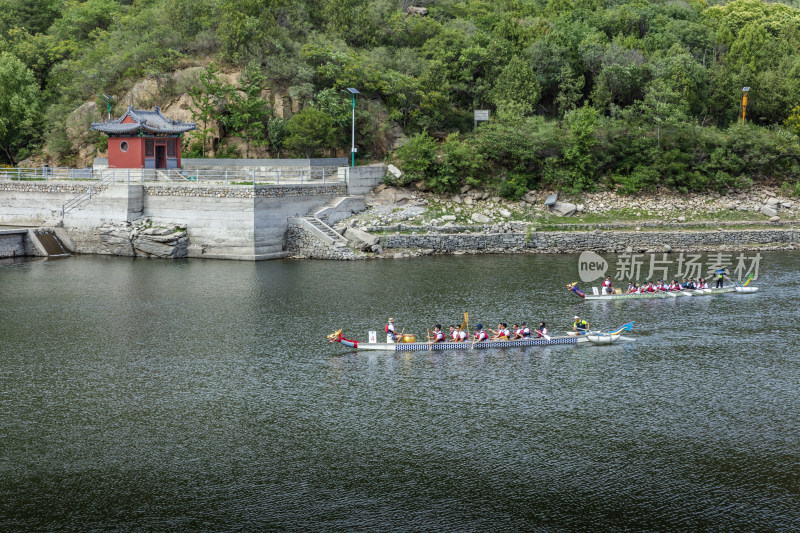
top-left (344, 227), bottom-right (379, 251)
top-left (550, 202), bottom-right (577, 217)
top-left (760, 205), bottom-right (778, 217)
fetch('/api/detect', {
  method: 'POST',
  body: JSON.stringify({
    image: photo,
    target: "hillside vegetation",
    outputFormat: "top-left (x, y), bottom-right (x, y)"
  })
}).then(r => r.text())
top-left (3, 0), bottom-right (800, 196)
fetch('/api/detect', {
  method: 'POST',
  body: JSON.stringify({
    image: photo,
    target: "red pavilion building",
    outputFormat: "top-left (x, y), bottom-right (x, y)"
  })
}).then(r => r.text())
top-left (91, 106), bottom-right (196, 169)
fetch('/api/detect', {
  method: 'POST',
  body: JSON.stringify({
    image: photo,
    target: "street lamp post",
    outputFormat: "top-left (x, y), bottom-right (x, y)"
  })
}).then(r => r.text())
top-left (345, 88), bottom-right (359, 167)
top-left (741, 87), bottom-right (750, 125)
top-left (102, 94), bottom-right (113, 120)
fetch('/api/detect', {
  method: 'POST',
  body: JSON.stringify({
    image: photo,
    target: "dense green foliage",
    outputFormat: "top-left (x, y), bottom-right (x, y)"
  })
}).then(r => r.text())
top-left (2, 0), bottom-right (800, 194)
top-left (0, 51), bottom-right (42, 164)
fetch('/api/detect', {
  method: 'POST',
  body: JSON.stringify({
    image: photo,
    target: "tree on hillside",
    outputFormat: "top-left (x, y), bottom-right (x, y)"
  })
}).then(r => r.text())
top-left (561, 104), bottom-right (600, 191)
top-left (0, 52), bottom-right (43, 165)
top-left (785, 105), bottom-right (800, 137)
top-left (284, 107), bottom-right (335, 158)
top-left (223, 62), bottom-right (272, 157)
top-left (491, 56), bottom-right (541, 118)
top-left (0, 0), bottom-right (60, 35)
top-left (636, 78), bottom-right (689, 149)
top-left (267, 117), bottom-right (288, 157)
top-left (188, 64), bottom-right (232, 157)
top-left (49, 0), bottom-right (121, 44)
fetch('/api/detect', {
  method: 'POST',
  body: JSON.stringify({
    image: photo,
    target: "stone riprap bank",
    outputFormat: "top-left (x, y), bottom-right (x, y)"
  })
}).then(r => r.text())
top-left (379, 227), bottom-right (800, 256)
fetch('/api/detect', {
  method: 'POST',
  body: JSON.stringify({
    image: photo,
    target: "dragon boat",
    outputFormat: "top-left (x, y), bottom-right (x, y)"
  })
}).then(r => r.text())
top-left (327, 322), bottom-right (634, 351)
top-left (566, 281), bottom-right (758, 301)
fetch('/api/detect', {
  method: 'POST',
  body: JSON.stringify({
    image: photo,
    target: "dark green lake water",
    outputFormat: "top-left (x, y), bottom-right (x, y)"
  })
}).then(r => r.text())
top-left (1, 253), bottom-right (798, 531)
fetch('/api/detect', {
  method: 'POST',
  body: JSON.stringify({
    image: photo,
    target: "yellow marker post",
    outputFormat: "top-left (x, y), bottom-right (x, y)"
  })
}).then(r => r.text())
top-left (741, 87), bottom-right (750, 125)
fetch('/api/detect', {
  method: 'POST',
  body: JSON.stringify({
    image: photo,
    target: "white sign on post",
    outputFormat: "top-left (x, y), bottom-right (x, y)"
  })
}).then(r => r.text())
top-left (474, 109), bottom-right (490, 130)
top-left (368, 331), bottom-right (377, 343)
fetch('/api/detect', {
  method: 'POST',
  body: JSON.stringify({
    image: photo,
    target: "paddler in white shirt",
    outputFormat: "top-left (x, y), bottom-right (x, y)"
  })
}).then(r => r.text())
top-left (449, 325), bottom-right (460, 342)
top-left (491, 322), bottom-right (511, 340)
top-left (428, 324), bottom-right (445, 343)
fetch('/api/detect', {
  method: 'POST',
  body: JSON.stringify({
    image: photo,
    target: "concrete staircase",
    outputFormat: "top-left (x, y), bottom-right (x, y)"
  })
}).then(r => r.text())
top-left (301, 216), bottom-right (348, 245)
top-left (307, 196), bottom-right (366, 225)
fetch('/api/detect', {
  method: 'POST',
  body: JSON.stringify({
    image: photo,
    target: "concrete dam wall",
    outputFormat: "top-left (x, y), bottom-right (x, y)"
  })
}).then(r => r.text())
top-left (0, 166), bottom-right (385, 260)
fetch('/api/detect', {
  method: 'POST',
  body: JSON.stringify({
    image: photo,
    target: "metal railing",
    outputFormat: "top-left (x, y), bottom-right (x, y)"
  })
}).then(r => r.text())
top-left (0, 166), bottom-right (344, 185)
top-left (61, 172), bottom-right (118, 217)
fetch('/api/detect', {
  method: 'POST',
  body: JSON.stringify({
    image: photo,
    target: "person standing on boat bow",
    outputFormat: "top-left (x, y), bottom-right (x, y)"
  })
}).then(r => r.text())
top-left (714, 266), bottom-right (726, 288)
top-left (385, 318), bottom-right (398, 342)
top-left (573, 315), bottom-right (589, 333)
top-left (602, 276), bottom-right (613, 294)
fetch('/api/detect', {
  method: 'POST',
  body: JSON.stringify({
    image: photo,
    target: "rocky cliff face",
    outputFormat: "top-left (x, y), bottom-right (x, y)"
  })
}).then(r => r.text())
top-left (43, 65), bottom-right (402, 168)
top-left (50, 66), bottom-right (313, 167)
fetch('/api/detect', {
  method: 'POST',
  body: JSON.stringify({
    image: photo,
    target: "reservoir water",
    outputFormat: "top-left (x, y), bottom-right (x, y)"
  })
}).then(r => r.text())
top-left (1, 253), bottom-right (798, 531)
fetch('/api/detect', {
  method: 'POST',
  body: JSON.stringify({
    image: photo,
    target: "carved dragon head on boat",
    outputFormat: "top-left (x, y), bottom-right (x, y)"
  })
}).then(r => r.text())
top-left (327, 329), bottom-right (358, 348)
top-left (565, 281), bottom-right (585, 299)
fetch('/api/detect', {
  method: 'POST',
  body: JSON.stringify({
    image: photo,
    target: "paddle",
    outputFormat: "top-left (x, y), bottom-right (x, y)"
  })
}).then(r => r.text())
top-left (471, 330), bottom-right (481, 349)
top-left (535, 329), bottom-right (551, 341)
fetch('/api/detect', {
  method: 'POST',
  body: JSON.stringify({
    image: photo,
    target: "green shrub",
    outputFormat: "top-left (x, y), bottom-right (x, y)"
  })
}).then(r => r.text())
top-left (497, 172), bottom-right (532, 200)
top-left (612, 166), bottom-right (659, 194)
top-left (391, 132), bottom-right (437, 185)
top-left (426, 133), bottom-right (483, 193)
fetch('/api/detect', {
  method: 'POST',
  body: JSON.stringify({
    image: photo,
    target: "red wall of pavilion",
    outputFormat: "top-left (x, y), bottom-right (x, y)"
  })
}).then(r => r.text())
top-left (108, 137), bottom-right (144, 168)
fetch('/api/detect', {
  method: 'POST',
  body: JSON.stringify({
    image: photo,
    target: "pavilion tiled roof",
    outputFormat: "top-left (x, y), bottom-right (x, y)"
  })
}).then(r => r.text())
top-left (91, 105), bottom-right (196, 134)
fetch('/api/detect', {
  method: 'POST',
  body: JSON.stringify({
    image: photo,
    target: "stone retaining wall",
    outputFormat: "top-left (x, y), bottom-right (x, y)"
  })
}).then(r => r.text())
top-left (382, 228), bottom-right (800, 254)
top-left (286, 219), bottom-right (356, 260)
top-left (0, 230), bottom-right (26, 258)
top-left (0, 181), bottom-right (107, 194)
top-left (142, 183), bottom-right (347, 198)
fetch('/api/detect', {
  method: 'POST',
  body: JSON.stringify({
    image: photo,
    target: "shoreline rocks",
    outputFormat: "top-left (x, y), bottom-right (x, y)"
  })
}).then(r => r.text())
top-left (301, 184), bottom-right (800, 260)
top-left (69, 218), bottom-right (189, 258)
